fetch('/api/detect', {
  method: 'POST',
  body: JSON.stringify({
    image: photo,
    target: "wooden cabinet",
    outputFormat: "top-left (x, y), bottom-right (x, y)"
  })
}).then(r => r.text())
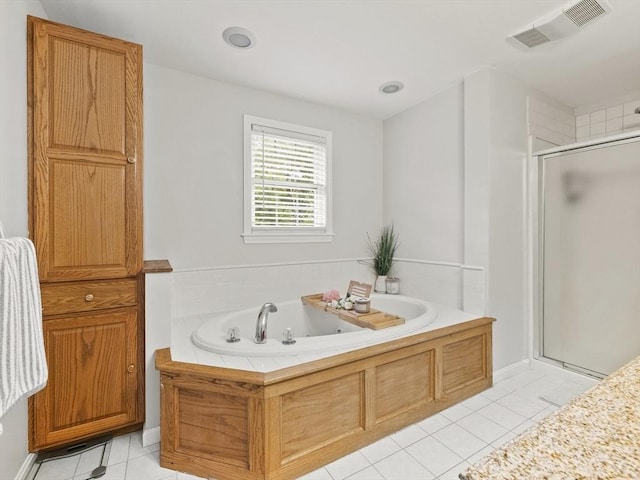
top-left (31, 308), bottom-right (140, 449)
top-left (27, 16), bottom-right (144, 451)
top-left (28, 15), bottom-right (142, 282)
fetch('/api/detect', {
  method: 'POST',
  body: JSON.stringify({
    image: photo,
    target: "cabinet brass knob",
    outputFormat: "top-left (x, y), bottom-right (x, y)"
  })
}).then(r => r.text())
top-left (85, 294), bottom-right (94, 302)
top-left (127, 364), bottom-right (135, 373)
top-left (127, 156), bottom-right (136, 164)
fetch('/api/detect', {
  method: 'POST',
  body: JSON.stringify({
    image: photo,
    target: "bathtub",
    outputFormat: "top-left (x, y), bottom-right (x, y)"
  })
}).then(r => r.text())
top-left (192, 293), bottom-right (437, 357)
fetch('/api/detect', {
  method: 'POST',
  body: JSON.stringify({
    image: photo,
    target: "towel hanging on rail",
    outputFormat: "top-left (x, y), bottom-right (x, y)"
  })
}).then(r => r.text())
top-left (0, 231), bottom-right (48, 418)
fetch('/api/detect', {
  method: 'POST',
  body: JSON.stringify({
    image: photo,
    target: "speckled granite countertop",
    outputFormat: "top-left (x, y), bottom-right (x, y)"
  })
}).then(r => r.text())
top-left (460, 355), bottom-right (640, 480)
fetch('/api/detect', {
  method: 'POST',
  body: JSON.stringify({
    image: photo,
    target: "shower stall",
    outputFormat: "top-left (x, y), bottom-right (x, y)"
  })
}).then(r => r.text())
top-left (536, 132), bottom-right (640, 377)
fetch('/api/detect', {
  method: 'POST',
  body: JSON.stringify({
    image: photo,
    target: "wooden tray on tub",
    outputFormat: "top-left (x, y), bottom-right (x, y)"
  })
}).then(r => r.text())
top-left (300, 293), bottom-right (405, 330)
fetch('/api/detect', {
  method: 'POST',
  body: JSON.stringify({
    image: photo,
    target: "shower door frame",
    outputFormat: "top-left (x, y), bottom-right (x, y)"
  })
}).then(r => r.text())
top-left (529, 130), bottom-right (640, 376)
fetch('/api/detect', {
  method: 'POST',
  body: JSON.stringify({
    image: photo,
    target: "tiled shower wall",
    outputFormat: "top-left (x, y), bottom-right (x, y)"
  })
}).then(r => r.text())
top-left (528, 96), bottom-right (640, 147)
top-left (528, 97), bottom-right (576, 146)
top-left (575, 99), bottom-right (640, 141)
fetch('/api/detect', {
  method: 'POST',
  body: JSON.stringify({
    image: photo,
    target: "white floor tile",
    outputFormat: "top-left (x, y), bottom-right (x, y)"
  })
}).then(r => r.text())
top-left (490, 431), bottom-right (518, 449)
top-left (107, 435), bottom-right (131, 466)
top-left (415, 413), bottom-right (451, 434)
top-left (456, 412), bottom-right (509, 444)
top-left (439, 403), bottom-right (473, 423)
top-left (75, 445), bottom-right (107, 477)
top-left (125, 452), bottom-right (176, 480)
top-left (345, 465), bottom-right (386, 480)
top-left (390, 424), bottom-right (429, 448)
top-left (405, 436), bottom-right (464, 477)
top-left (297, 467), bottom-right (334, 480)
top-left (35, 455), bottom-right (80, 480)
top-left (438, 460), bottom-right (470, 480)
top-left (459, 392), bottom-right (492, 412)
top-left (465, 445), bottom-right (494, 466)
top-left (373, 450), bottom-right (435, 480)
top-left (530, 405), bottom-right (558, 422)
top-left (325, 451), bottom-right (371, 480)
top-left (127, 432), bottom-right (160, 461)
top-left (511, 419), bottom-right (535, 435)
top-left (476, 402), bottom-right (527, 430)
top-left (431, 423), bottom-right (487, 459)
top-left (480, 383), bottom-right (513, 401)
top-left (176, 472), bottom-right (208, 480)
top-left (495, 392), bottom-right (548, 418)
top-left (74, 461), bottom-right (126, 480)
top-left (359, 435), bottom-right (402, 464)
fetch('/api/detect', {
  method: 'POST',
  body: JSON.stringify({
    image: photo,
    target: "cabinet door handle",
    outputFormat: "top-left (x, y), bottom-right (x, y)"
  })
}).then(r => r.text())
top-left (85, 294), bottom-right (94, 302)
top-left (127, 156), bottom-right (136, 164)
top-left (127, 364), bottom-right (135, 373)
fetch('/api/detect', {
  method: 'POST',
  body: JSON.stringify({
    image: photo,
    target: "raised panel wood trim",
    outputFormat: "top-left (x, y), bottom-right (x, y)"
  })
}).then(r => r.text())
top-left (174, 388), bottom-right (249, 468)
top-left (375, 351), bottom-right (434, 423)
top-left (442, 332), bottom-right (488, 395)
top-left (156, 317), bottom-right (495, 480)
top-left (280, 372), bottom-right (364, 462)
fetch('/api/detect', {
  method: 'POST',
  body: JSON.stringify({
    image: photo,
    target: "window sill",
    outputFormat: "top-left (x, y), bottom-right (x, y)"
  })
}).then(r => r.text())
top-left (242, 232), bottom-right (335, 244)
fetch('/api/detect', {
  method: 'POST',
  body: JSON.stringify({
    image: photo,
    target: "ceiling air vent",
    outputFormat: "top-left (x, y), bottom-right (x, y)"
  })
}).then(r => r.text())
top-left (564, 0), bottom-right (608, 27)
top-left (507, 0), bottom-right (612, 49)
top-left (513, 28), bottom-right (551, 48)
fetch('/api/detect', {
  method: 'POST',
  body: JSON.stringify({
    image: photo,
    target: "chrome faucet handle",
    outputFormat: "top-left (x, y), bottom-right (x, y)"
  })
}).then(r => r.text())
top-left (226, 327), bottom-right (240, 343)
top-left (282, 328), bottom-right (296, 345)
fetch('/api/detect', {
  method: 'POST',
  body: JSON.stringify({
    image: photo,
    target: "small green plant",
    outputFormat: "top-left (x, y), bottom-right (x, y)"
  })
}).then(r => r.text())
top-left (367, 225), bottom-right (399, 276)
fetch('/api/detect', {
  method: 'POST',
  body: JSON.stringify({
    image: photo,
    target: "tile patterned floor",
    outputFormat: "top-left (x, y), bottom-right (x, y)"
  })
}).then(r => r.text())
top-left (36, 364), bottom-right (597, 480)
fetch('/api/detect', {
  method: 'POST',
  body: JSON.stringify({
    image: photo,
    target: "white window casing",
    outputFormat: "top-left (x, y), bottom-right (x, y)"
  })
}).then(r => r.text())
top-left (243, 115), bottom-right (334, 244)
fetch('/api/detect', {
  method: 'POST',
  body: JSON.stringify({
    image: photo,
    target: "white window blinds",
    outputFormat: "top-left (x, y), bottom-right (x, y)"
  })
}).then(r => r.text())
top-left (250, 123), bottom-right (328, 230)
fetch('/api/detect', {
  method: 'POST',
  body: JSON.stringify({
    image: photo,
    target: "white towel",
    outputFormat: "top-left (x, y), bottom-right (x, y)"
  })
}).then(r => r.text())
top-left (0, 236), bottom-right (48, 418)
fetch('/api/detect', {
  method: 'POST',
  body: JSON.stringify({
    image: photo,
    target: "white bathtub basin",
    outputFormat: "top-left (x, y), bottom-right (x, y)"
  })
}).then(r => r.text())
top-left (192, 294), bottom-right (438, 357)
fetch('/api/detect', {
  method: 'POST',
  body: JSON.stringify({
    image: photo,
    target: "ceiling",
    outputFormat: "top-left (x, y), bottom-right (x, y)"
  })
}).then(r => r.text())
top-left (38, 0), bottom-right (640, 119)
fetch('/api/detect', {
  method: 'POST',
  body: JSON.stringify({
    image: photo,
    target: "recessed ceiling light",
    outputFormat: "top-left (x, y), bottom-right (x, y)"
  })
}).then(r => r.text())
top-left (379, 81), bottom-right (404, 94)
top-left (222, 27), bottom-right (256, 49)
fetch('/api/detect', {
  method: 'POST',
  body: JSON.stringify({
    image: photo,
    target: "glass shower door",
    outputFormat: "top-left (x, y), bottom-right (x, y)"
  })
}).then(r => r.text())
top-left (542, 138), bottom-right (640, 376)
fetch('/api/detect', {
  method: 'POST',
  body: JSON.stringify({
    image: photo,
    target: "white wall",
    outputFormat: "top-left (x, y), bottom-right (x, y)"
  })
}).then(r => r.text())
top-left (141, 63), bottom-right (384, 443)
top-left (143, 63), bottom-right (383, 269)
top-left (464, 67), bottom-right (567, 371)
top-left (383, 84), bottom-right (464, 263)
top-left (382, 84), bottom-right (465, 307)
top-left (0, 1), bottom-right (48, 478)
top-left (385, 66), bottom-right (567, 371)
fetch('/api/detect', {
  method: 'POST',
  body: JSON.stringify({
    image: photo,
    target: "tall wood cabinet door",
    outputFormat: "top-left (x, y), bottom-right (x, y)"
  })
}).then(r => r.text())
top-left (30, 308), bottom-right (140, 450)
top-left (28, 16), bottom-right (143, 281)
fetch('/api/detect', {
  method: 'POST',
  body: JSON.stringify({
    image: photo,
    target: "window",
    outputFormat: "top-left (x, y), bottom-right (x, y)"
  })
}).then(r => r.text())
top-left (243, 115), bottom-right (333, 244)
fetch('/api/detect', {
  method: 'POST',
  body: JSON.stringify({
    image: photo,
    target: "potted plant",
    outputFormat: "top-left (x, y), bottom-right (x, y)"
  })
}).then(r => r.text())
top-left (367, 224), bottom-right (399, 293)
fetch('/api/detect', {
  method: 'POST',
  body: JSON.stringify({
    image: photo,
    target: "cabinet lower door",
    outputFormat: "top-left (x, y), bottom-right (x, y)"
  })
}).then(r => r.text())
top-left (30, 308), bottom-right (140, 450)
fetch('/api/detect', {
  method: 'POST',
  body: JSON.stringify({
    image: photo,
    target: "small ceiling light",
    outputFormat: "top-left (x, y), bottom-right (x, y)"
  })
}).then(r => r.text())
top-left (379, 81), bottom-right (404, 94)
top-left (222, 26), bottom-right (256, 49)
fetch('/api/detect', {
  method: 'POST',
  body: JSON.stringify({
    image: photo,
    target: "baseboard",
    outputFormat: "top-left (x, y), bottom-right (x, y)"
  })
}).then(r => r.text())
top-left (13, 453), bottom-right (36, 480)
top-left (493, 358), bottom-right (530, 383)
top-left (142, 426), bottom-right (160, 447)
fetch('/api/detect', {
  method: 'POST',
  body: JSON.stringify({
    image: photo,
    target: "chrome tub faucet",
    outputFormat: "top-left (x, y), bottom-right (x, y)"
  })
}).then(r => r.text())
top-left (254, 302), bottom-right (277, 344)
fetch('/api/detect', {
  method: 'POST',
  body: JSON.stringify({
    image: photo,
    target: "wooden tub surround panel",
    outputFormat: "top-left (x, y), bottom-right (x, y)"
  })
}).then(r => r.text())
top-left (157, 317), bottom-right (495, 480)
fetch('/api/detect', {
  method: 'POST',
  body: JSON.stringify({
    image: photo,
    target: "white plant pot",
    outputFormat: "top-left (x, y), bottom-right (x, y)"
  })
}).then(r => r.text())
top-left (374, 275), bottom-right (387, 293)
